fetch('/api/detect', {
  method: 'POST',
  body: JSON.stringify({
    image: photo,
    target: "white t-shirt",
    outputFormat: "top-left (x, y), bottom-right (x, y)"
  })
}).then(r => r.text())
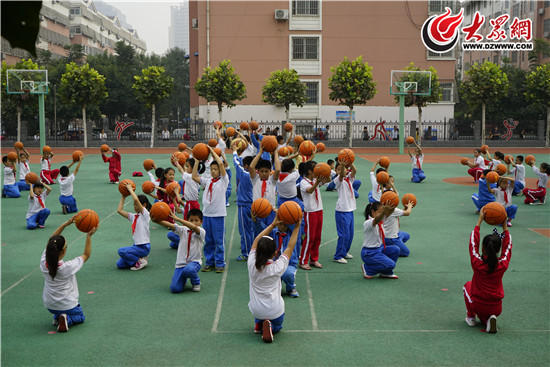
top-left (27, 191), bottom-right (48, 218)
top-left (3, 166), bottom-right (16, 185)
top-left (533, 166), bottom-right (549, 188)
top-left (174, 224), bottom-right (205, 267)
top-left (41, 158), bottom-right (51, 171)
top-left (216, 138), bottom-right (227, 150)
top-left (370, 172), bottom-right (382, 201)
top-left (18, 161), bottom-right (30, 180)
top-left (58, 174), bottom-right (75, 196)
top-left (203, 157), bottom-right (213, 180)
top-left (40, 250), bottom-right (84, 310)
top-left (247, 249), bottom-right (288, 320)
top-left (241, 144), bottom-right (256, 159)
top-left (276, 171), bottom-right (300, 199)
top-left (411, 154), bottom-right (424, 169)
top-left (362, 217), bottom-right (384, 249)
top-left (162, 130), bottom-right (170, 139)
top-left (251, 175), bottom-right (277, 207)
top-left (510, 164), bottom-right (525, 186)
top-left (300, 178), bottom-right (323, 212)
top-left (334, 173), bottom-right (356, 212)
top-left (494, 186), bottom-right (514, 208)
top-left (383, 208), bottom-right (404, 239)
top-left (147, 171), bottom-right (160, 186)
top-left (182, 171), bottom-right (200, 201)
top-left (127, 208), bottom-right (151, 245)
top-left (200, 174), bottom-right (229, 217)
top-left (474, 156), bottom-right (487, 169)
top-left (488, 159), bottom-right (501, 171)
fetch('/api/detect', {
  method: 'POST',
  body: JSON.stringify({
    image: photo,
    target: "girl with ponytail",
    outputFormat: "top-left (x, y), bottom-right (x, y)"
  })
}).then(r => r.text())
top-left (40, 216), bottom-right (98, 332)
top-left (463, 209), bottom-right (512, 334)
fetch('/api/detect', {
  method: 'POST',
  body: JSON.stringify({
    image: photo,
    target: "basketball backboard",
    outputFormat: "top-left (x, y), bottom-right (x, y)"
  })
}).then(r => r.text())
top-left (6, 69), bottom-right (49, 95)
top-left (390, 70), bottom-right (432, 96)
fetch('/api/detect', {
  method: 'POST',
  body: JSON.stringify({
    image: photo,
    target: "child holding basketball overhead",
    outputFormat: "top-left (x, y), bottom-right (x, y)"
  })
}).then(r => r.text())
top-left (484, 149), bottom-right (504, 171)
top-left (40, 150), bottom-right (60, 185)
top-left (368, 160), bottom-right (384, 204)
top-left (507, 155), bottom-right (525, 196)
top-left (175, 159), bottom-right (203, 219)
top-left (27, 181), bottom-right (52, 229)
top-left (407, 141), bottom-right (426, 183)
top-left (248, 212), bottom-right (302, 343)
top-left (41, 216), bottom-right (98, 332)
top-left (466, 149), bottom-right (488, 182)
top-left (522, 162), bottom-right (549, 205)
top-left (215, 126), bottom-right (232, 206)
top-left (487, 177), bottom-right (517, 227)
top-left (333, 157), bottom-right (357, 264)
top-left (147, 167), bottom-right (178, 223)
top-left (463, 210), bottom-right (511, 334)
top-left (101, 147), bottom-right (121, 184)
top-left (383, 201), bottom-right (413, 257)
top-left (58, 155), bottom-right (83, 214)
top-left (472, 170), bottom-right (496, 214)
top-left (116, 183), bottom-right (152, 271)
top-left (2, 155), bottom-right (20, 198)
top-left (15, 146), bottom-right (31, 191)
top-left (249, 149), bottom-right (278, 237)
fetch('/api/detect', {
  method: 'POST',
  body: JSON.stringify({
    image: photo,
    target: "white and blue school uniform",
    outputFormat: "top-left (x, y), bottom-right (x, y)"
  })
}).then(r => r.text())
top-left (216, 138), bottom-right (232, 205)
top-left (487, 158), bottom-right (501, 171)
top-left (201, 173), bottom-right (230, 268)
top-left (510, 164), bottom-right (525, 195)
top-left (276, 170), bottom-right (304, 239)
top-left (411, 154), bottom-right (426, 183)
top-left (472, 178), bottom-right (496, 211)
top-left (169, 171), bottom-right (201, 248)
top-left (3, 166), bottom-right (20, 198)
top-left (26, 192), bottom-right (50, 229)
top-left (17, 161), bottom-right (31, 191)
top-left (148, 171), bottom-right (161, 203)
top-left (234, 152), bottom-right (254, 257)
top-left (360, 217), bottom-right (400, 277)
top-left (383, 208), bottom-right (411, 257)
top-left (333, 172), bottom-right (356, 261)
top-left (40, 251), bottom-right (86, 327)
top-left (117, 208), bottom-right (151, 269)
top-left (58, 174), bottom-right (78, 213)
top-left (241, 140), bottom-right (257, 159)
top-left (170, 224), bottom-right (206, 293)
top-left (325, 170), bottom-right (338, 191)
top-left (495, 185), bottom-right (517, 221)
top-left (368, 171), bottom-right (382, 203)
top-left (251, 174), bottom-right (277, 237)
top-left (203, 157), bottom-right (213, 180)
top-left (329, 169), bottom-right (361, 198)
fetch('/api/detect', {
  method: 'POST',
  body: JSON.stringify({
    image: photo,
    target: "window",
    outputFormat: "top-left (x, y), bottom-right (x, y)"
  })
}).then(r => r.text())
top-left (546, 0), bottom-right (550, 8)
top-left (428, 1), bottom-right (454, 13)
top-left (493, 54), bottom-right (499, 64)
top-left (511, 52), bottom-right (518, 63)
top-left (512, 4), bottom-right (519, 18)
top-left (69, 7), bottom-right (80, 15)
top-left (292, 0), bottom-right (319, 15)
top-left (544, 19), bottom-right (550, 36)
top-left (530, 1), bottom-right (535, 12)
top-left (70, 26), bottom-right (81, 35)
top-left (292, 37), bottom-right (319, 60)
top-left (440, 82), bottom-right (453, 103)
top-left (304, 82), bottom-right (319, 104)
top-left (428, 49), bottom-right (454, 59)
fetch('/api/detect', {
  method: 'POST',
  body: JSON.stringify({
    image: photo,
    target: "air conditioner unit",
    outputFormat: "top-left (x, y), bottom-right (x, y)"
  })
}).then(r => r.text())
top-left (275, 9), bottom-right (289, 20)
top-left (192, 18), bottom-right (198, 28)
top-left (70, 34), bottom-right (74, 39)
top-left (69, 14), bottom-right (74, 20)
top-left (539, 8), bottom-right (544, 15)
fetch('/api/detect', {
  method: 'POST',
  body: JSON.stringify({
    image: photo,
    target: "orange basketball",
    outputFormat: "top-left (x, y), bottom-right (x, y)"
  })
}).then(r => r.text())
top-left (181, 151), bottom-right (190, 160)
top-left (192, 143), bottom-right (210, 161)
top-left (252, 198), bottom-right (272, 218)
top-left (178, 143), bottom-right (187, 152)
top-left (74, 209), bottom-right (99, 233)
top-left (100, 144), bottom-right (109, 153)
top-left (278, 146), bottom-right (289, 157)
top-left (14, 141), bottom-right (24, 149)
top-left (495, 164), bottom-right (507, 176)
top-left (171, 152), bottom-right (182, 167)
top-left (293, 135), bottom-right (304, 147)
top-left (504, 155), bottom-right (513, 164)
top-left (483, 202), bottom-right (507, 225)
top-left (72, 150), bottom-right (83, 162)
top-left (42, 145), bottom-right (51, 154)
top-left (380, 191), bottom-right (399, 207)
top-left (213, 121), bottom-right (223, 129)
top-left (7, 152), bottom-right (17, 161)
top-left (177, 153), bottom-right (187, 167)
top-left (208, 138), bottom-right (218, 148)
top-left (485, 171), bottom-right (500, 184)
top-left (240, 121), bottom-right (249, 131)
top-left (313, 162), bottom-right (331, 178)
top-left (525, 155), bottom-right (535, 165)
top-left (232, 138), bottom-right (248, 154)
top-left (226, 127), bottom-right (236, 137)
top-left (143, 159), bottom-right (155, 171)
top-left (299, 140), bottom-right (315, 156)
top-left (278, 201), bottom-right (303, 225)
top-left (261, 135), bottom-right (278, 153)
top-left (460, 157), bottom-right (470, 165)
top-left (213, 147), bottom-right (222, 157)
top-left (118, 179), bottom-right (136, 196)
top-left (150, 202), bottom-right (171, 221)
top-left (376, 171), bottom-right (389, 185)
top-left (250, 121), bottom-right (259, 131)
top-left (401, 193), bottom-right (417, 208)
top-left (165, 181), bottom-right (180, 197)
top-left (338, 148), bottom-right (355, 164)
top-left (25, 172), bottom-right (39, 184)
top-left (379, 156), bottom-right (390, 168)
top-left (480, 144), bottom-right (489, 154)
top-left (284, 122), bottom-right (293, 132)
top-left (406, 136), bottom-right (415, 144)
top-left (142, 181), bottom-right (156, 194)
top-left (287, 146), bottom-right (294, 154)
top-left (316, 142), bottom-right (325, 152)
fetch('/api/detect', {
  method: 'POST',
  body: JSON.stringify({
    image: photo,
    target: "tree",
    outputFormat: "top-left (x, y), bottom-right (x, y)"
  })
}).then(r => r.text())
top-left (194, 59), bottom-right (247, 121)
top-left (460, 61), bottom-right (509, 145)
top-left (64, 44), bottom-right (86, 65)
top-left (133, 66), bottom-right (174, 148)
top-left (329, 56), bottom-right (377, 147)
top-left (160, 47), bottom-right (190, 124)
top-left (528, 39), bottom-right (550, 69)
top-left (525, 63), bottom-right (550, 148)
top-left (59, 62), bottom-right (107, 147)
top-left (261, 68), bottom-right (307, 124)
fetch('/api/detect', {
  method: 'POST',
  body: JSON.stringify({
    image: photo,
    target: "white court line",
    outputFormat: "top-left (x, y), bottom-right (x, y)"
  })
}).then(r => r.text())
top-left (211, 212), bottom-right (239, 333)
top-left (1, 201), bottom-right (130, 297)
top-left (213, 329), bottom-right (550, 334)
top-left (319, 229), bottom-right (361, 248)
top-left (305, 272), bottom-right (318, 331)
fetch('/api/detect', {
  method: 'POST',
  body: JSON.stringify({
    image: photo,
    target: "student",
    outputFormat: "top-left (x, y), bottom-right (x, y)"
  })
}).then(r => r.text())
top-left (2, 155), bottom-right (20, 198)
top-left (236, 129), bottom-right (257, 159)
top-left (249, 149), bottom-right (277, 237)
top-left (40, 150), bottom-right (60, 185)
top-left (101, 147), bottom-right (121, 184)
top-left (487, 177), bottom-right (517, 227)
top-left (360, 201), bottom-right (400, 279)
top-left (463, 210), bottom-right (512, 334)
top-left (326, 160), bottom-right (361, 198)
top-left (58, 155), bottom-right (83, 214)
top-left (275, 158), bottom-right (301, 209)
top-left (192, 146), bottom-right (229, 272)
top-left (27, 181), bottom-right (52, 229)
top-left (215, 126), bottom-right (232, 206)
top-left (472, 170), bottom-right (496, 214)
top-left (40, 216), bottom-right (98, 332)
top-left (522, 162), bottom-right (549, 205)
top-left (15, 147), bottom-right (31, 191)
top-left (155, 209), bottom-right (205, 293)
top-left (147, 164), bottom-right (164, 187)
top-left (484, 149), bottom-right (504, 171)
top-left (333, 158), bottom-right (357, 264)
top-left (247, 212), bottom-right (301, 343)
top-left (407, 141), bottom-right (426, 183)
top-left (368, 160), bottom-right (385, 203)
top-left (466, 149), bottom-right (487, 182)
top-left (507, 155), bottom-right (525, 196)
top-left (147, 167), bottom-right (178, 223)
top-left (383, 201), bottom-right (413, 257)
top-left (115, 183), bottom-right (152, 271)
top-left (175, 159), bottom-right (203, 220)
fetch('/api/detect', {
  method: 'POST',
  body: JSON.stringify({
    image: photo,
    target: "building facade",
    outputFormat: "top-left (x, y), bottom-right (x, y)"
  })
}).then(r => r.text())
top-left (169, 2), bottom-right (190, 52)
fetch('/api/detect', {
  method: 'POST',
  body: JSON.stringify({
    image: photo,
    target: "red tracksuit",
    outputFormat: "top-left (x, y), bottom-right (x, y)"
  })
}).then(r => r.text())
top-left (463, 226), bottom-right (512, 324)
top-left (102, 151), bottom-right (121, 182)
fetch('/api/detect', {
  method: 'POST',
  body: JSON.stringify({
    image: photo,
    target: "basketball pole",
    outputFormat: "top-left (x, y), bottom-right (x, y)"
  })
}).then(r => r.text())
top-left (399, 95), bottom-right (405, 155)
top-left (38, 94), bottom-right (46, 152)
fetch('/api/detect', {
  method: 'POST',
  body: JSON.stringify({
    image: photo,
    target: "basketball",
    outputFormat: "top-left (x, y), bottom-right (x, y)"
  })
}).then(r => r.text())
top-left (496, 164), bottom-right (507, 176)
top-left (72, 150), bottom-right (83, 162)
top-left (313, 162), bottom-right (331, 178)
top-left (284, 122), bottom-right (293, 132)
top-left (460, 157), bottom-right (470, 165)
top-left (214, 121), bottom-right (223, 129)
top-left (42, 145), bottom-right (51, 154)
top-left (100, 144), bottom-right (109, 152)
top-left (480, 144), bottom-right (489, 154)
top-left (142, 181), bottom-right (155, 194)
top-left (376, 171), bottom-right (389, 185)
top-left (192, 143), bottom-right (210, 161)
top-left (165, 181), bottom-right (180, 197)
top-left (293, 135), bottom-right (304, 147)
top-left (380, 191), bottom-right (399, 207)
top-left (14, 141), bottom-right (24, 149)
top-left (251, 198), bottom-right (272, 218)
top-left (25, 172), bottom-right (39, 184)
top-left (181, 151), bottom-right (190, 160)
top-left (240, 121), bottom-right (249, 130)
top-left (150, 202), bottom-right (171, 221)
top-left (261, 135), bottom-right (278, 153)
top-left (525, 155), bottom-right (535, 165)
top-left (213, 147), bottom-right (222, 156)
top-left (232, 138), bottom-right (248, 154)
top-left (401, 193), bottom-right (417, 208)
top-left (379, 156), bottom-right (390, 168)
top-left (7, 152), bottom-right (17, 161)
top-left (208, 138), bottom-right (218, 148)
top-left (485, 171), bottom-right (500, 184)
top-left (287, 146), bottom-right (294, 154)
top-left (299, 140), bottom-right (315, 156)
top-left (171, 152), bottom-right (182, 167)
top-left (226, 127), bottom-right (236, 137)
top-left (278, 201), bottom-right (303, 225)
top-left (118, 179), bottom-right (136, 196)
top-left (74, 209), bottom-right (99, 233)
top-left (178, 143), bottom-right (187, 152)
top-left (483, 202), bottom-right (507, 225)
top-left (278, 146), bottom-right (289, 157)
top-left (250, 121), bottom-right (259, 130)
top-left (406, 136), bottom-right (415, 144)
top-left (316, 142), bottom-right (325, 152)
top-left (338, 148), bottom-right (355, 164)
top-left (504, 155), bottom-right (513, 164)
top-left (143, 159), bottom-right (155, 171)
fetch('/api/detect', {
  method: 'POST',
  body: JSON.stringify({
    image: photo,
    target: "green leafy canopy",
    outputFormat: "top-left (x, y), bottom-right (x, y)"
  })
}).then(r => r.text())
top-left (132, 66), bottom-right (174, 108)
top-left (59, 62), bottom-right (108, 108)
top-left (262, 68), bottom-right (306, 110)
top-left (460, 61), bottom-right (509, 107)
top-left (328, 55), bottom-right (377, 109)
top-left (525, 63), bottom-right (550, 108)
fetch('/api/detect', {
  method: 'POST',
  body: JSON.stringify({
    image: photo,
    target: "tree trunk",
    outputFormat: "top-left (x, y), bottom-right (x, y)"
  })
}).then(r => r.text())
top-left (546, 105), bottom-right (549, 148)
top-left (285, 107), bottom-right (290, 125)
top-left (17, 107), bottom-right (21, 142)
top-left (218, 107), bottom-right (223, 122)
top-left (150, 104), bottom-right (156, 148)
top-left (347, 106), bottom-right (353, 148)
top-left (417, 107), bottom-right (423, 146)
top-left (82, 106), bottom-right (88, 148)
top-left (481, 102), bottom-right (486, 146)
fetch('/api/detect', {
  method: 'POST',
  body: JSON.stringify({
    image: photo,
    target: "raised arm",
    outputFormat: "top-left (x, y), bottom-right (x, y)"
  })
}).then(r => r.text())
top-left (282, 212), bottom-right (302, 259)
top-left (407, 144), bottom-right (413, 158)
top-left (414, 141), bottom-right (423, 155)
top-left (81, 226), bottom-right (98, 263)
top-left (209, 146), bottom-right (226, 177)
top-left (173, 213), bottom-right (201, 235)
top-left (338, 158), bottom-right (348, 180)
top-left (401, 202), bottom-right (413, 216)
top-left (272, 149), bottom-right (281, 181)
top-left (153, 213), bottom-right (177, 231)
top-left (486, 178), bottom-right (495, 195)
top-left (249, 147), bottom-right (264, 180)
top-left (127, 184), bottom-right (143, 213)
top-left (73, 155), bottom-right (83, 175)
top-left (43, 182), bottom-right (52, 195)
top-left (191, 158), bottom-right (202, 184)
top-left (116, 195), bottom-right (129, 218)
top-left (349, 163), bottom-right (357, 180)
top-left (370, 159), bottom-right (380, 173)
top-left (251, 213), bottom-right (283, 251)
top-left (373, 203), bottom-right (394, 226)
top-left (50, 216), bottom-right (75, 237)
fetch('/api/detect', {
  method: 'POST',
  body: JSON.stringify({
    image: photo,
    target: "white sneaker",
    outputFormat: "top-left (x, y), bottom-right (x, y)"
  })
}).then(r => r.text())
top-left (345, 254), bottom-right (354, 259)
top-left (130, 258), bottom-right (148, 271)
top-left (486, 315), bottom-right (498, 334)
top-left (334, 258), bottom-right (348, 264)
top-left (465, 317), bottom-right (476, 327)
top-left (57, 314), bottom-right (69, 332)
top-left (192, 284), bottom-right (201, 292)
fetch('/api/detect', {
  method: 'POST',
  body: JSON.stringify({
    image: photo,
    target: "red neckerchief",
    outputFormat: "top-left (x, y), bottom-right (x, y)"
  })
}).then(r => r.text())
top-left (279, 173), bottom-right (289, 182)
top-left (378, 221), bottom-right (386, 248)
top-left (261, 179), bottom-right (267, 198)
top-left (306, 178), bottom-right (319, 204)
top-left (344, 176), bottom-right (353, 195)
top-left (277, 232), bottom-right (287, 255)
top-left (502, 188), bottom-right (508, 205)
top-left (132, 214), bottom-right (139, 234)
top-left (416, 155), bottom-right (421, 169)
top-left (36, 194), bottom-right (45, 209)
top-left (186, 230), bottom-right (193, 262)
top-left (208, 177), bottom-right (220, 202)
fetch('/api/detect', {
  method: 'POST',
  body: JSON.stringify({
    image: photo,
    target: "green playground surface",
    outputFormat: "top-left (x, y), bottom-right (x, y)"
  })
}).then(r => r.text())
top-left (1, 150), bottom-right (549, 366)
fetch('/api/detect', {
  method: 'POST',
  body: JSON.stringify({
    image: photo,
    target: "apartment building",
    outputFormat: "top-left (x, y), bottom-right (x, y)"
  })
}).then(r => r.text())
top-left (169, 2), bottom-right (190, 52)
